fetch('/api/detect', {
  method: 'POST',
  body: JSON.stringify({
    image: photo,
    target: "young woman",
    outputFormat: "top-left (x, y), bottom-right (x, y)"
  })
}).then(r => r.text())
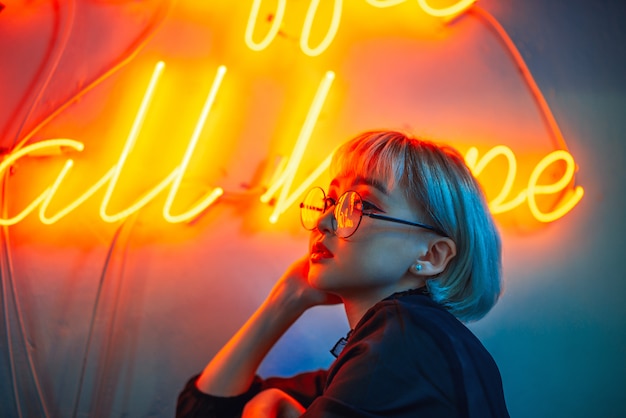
top-left (177, 130), bottom-right (509, 417)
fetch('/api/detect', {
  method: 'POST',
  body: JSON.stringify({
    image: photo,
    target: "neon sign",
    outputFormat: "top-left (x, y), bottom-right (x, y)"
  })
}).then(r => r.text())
top-left (464, 146), bottom-right (584, 223)
top-left (2, 1), bottom-right (584, 227)
top-left (1, 62), bottom-right (583, 226)
top-left (245, 0), bottom-right (477, 56)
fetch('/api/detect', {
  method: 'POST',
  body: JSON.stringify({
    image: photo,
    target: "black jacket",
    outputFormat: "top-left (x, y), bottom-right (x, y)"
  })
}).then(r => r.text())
top-left (177, 289), bottom-right (509, 417)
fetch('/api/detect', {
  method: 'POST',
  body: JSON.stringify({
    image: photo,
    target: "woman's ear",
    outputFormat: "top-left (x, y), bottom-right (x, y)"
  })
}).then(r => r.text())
top-left (411, 237), bottom-right (457, 277)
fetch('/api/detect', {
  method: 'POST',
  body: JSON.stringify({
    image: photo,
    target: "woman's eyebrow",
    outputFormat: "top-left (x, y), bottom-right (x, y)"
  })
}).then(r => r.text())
top-left (329, 176), bottom-right (390, 195)
top-left (353, 176), bottom-right (389, 195)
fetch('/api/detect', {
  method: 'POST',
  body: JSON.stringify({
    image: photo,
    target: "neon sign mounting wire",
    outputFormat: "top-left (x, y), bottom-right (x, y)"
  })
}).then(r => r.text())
top-left (8, 0), bottom-right (174, 154)
top-left (8, 0), bottom-right (75, 154)
top-left (469, 6), bottom-right (570, 151)
top-left (2, 0), bottom-right (76, 415)
top-left (70, 212), bottom-right (138, 418)
top-left (1, 180), bottom-right (25, 418)
top-left (1, 2), bottom-right (174, 417)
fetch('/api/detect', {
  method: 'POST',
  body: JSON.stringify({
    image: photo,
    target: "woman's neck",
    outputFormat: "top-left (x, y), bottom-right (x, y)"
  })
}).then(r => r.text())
top-left (341, 285), bottom-right (424, 329)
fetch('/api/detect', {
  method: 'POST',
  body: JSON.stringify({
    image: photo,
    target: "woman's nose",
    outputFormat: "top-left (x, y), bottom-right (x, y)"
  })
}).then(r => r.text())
top-left (316, 205), bottom-right (335, 235)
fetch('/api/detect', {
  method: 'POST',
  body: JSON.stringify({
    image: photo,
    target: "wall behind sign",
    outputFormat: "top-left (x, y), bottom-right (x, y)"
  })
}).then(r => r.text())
top-left (0, 0), bottom-right (624, 417)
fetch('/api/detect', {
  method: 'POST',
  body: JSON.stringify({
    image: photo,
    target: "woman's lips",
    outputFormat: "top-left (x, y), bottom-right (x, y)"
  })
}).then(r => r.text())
top-left (311, 241), bottom-right (334, 261)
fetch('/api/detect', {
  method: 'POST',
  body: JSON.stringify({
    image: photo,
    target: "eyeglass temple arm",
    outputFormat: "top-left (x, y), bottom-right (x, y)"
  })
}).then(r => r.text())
top-left (364, 213), bottom-right (449, 237)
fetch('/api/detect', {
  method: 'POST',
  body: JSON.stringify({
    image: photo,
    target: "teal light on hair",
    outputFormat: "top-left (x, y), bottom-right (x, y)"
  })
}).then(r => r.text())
top-left (332, 130), bottom-right (502, 322)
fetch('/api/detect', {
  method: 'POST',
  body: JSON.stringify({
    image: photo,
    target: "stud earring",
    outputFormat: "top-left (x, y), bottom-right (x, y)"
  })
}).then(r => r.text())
top-left (414, 263), bottom-right (422, 272)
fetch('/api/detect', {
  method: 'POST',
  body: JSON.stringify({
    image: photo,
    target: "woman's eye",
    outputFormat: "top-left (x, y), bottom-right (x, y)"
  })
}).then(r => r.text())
top-left (362, 200), bottom-right (383, 213)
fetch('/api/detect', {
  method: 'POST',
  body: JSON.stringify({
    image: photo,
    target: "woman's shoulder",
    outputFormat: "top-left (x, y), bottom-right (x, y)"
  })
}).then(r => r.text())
top-left (324, 291), bottom-right (509, 417)
top-left (359, 290), bottom-right (460, 330)
top-left (324, 292), bottom-right (467, 413)
top-left (353, 291), bottom-right (488, 359)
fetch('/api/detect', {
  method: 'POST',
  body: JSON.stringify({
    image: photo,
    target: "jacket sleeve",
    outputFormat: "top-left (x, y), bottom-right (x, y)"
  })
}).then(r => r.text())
top-left (176, 370), bottom-right (328, 418)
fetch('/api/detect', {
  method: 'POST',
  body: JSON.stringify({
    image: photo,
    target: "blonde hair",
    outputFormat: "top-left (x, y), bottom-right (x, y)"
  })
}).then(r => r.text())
top-left (331, 130), bottom-right (502, 322)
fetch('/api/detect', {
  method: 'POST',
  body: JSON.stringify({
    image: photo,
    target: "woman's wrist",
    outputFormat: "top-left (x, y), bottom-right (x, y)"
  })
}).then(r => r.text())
top-left (260, 292), bottom-right (309, 326)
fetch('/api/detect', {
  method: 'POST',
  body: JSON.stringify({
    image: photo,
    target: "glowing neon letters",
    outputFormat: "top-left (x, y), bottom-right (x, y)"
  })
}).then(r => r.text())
top-left (1, 61), bottom-right (583, 226)
top-left (2, 63), bottom-right (225, 226)
top-left (464, 146), bottom-right (584, 222)
top-left (245, 0), bottom-right (476, 56)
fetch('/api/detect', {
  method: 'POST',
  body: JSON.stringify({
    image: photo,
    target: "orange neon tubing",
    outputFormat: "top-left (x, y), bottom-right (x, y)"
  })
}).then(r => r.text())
top-left (301, 0), bottom-right (343, 56)
top-left (0, 139), bottom-right (84, 225)
top-left (527, 150), bottom-right (584, 222)
top-left (418, 0), bottom-right (476, 18)
top-left (471, 6), bottom-right (569, 151)
top-left (245, 0), bottom-right (287, 51)
top-left (465, 145), bottom-right (526, 214)
top-left (99, 61), bottom-right (165, 223)
top-left (261, 71), bottom-right (335, 223)
top-left (163, 66), bottom-right (227, 223)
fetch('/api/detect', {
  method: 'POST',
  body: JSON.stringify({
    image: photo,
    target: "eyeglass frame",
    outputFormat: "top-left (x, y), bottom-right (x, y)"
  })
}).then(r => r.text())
top-left (299, 187), bottom-right (449, 239)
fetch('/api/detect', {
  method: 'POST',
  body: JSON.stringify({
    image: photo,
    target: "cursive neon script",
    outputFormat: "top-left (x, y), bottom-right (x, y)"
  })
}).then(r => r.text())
top-left (1, 61), bottom-right (583, 226)
top-left (245, 0), bottom-right (477, 56)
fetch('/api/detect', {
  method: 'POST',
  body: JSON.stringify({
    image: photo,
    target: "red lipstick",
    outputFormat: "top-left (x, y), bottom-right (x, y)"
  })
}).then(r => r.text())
top-left (311, 241), bottom-right (334, 262)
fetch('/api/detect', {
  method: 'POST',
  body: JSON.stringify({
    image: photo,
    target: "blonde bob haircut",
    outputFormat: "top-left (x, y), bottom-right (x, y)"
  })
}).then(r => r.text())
top-left (331, 130), bottom-right (502, 322)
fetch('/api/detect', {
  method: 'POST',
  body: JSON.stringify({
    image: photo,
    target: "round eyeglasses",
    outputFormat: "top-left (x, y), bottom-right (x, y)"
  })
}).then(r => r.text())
top-left (299, 187), bottom-right (448, 239)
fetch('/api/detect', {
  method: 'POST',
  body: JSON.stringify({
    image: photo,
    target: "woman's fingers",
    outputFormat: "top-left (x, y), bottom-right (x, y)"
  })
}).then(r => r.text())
top-left (269, 256), bottom-right (341, 309)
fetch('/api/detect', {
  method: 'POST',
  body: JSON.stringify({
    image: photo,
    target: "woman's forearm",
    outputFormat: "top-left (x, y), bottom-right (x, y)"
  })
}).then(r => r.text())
top-left (195, 292), bottom-right (306, 396)
top-left (196, 257), bottom-right (338, 397)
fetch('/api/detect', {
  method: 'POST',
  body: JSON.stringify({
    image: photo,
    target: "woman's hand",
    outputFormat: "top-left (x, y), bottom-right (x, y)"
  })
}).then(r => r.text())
top-left (242, 388), bottom-right (305, 418)
top-left (266, 256), bottom-right (342, 314)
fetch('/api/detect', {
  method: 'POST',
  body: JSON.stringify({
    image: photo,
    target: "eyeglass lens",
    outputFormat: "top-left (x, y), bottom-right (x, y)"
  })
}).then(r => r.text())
top-left (300, 187), bottom-right (326, 231)
top-left (335, 192), bottom-right (360, 237)
top-left (300, 188), bottom-right (362, 238)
